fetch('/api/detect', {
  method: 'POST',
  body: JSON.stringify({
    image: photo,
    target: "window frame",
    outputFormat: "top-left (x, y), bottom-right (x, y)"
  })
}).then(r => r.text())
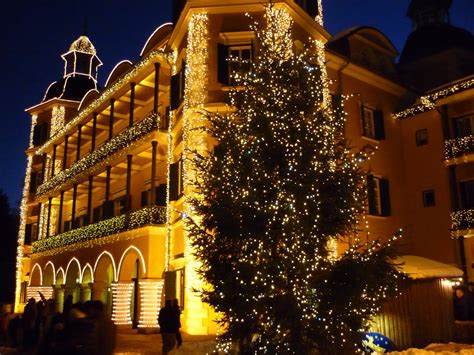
top-left (416, 128), bottom-right (429, 146)
top-left (422, 190), bottom-right (436, 207)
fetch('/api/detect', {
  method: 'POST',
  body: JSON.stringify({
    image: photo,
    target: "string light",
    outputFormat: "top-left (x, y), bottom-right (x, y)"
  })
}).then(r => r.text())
top-left (26, 286), bottom-right (54, 301)
top-left (138, 280), bottom-right (164, 328)
top-left (451, 209), bottom-right (474, 237)
top-left (111, 282), bottom-right (134, 325)
top-left (32, 206), bottom-right (166, 254)
top-left (50, 105), bottom-right (66, 136)
top-left (444, 135), bottom-right (474, 161)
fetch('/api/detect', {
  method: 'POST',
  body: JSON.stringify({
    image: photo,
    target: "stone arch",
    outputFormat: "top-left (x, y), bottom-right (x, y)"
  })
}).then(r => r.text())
top-left (43, 261), bottom-right (56, 286)
top-left (56, 267), bottom-right (65, 285)
top-left (94, 251), bottom-right (116, 315)
top-left (94, 251), bottom-right (117, 282)
top-left (29, 263), bottom-right (42, 286)
top-left (118, 246), bottom-right (146, 281)
top-left (64, 257), bottom-right (81, 303)
top-left (80, 263), bottom-right (94, 303)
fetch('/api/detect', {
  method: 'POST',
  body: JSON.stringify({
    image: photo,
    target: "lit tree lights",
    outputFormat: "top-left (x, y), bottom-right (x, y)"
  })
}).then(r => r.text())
top-left (187, 6), bottom-right (402, 353)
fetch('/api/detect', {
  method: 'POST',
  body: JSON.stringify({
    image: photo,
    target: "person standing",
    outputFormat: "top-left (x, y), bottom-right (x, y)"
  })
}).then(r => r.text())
top-left (172, 299), bottom-right (182, 348)
top-left (158, 300), bottom-right (180, 354)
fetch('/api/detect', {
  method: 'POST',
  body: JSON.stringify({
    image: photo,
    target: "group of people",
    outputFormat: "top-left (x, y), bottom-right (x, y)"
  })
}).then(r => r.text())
top-left (158, 299), bottom-right (182, 354)
top-left (2, 294), bottom-right (116, 355)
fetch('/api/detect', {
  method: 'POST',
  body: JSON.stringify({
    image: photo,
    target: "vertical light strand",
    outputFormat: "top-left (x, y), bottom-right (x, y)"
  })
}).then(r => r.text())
top-left (182, 11), bottom-right (209, 334)
top-left (14, 155), bottom-right (33, 312)
top-left (29, 115), bottom-right (37, 148)
top-left (315, 0), bottom-right (324, 26)
top-left (51, 105), bottom-right (65, 136)
top-left (314, 39), bottom-right (330, 109)
top-left (111, 281), bottom-right (134, 325)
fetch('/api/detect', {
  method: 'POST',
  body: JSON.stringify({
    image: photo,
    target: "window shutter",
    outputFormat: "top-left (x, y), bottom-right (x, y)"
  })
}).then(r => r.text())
top-left (170, 161), bottom-right (180, 201)
top-left (141, 191), bottom-right (148, 208)
top-left (306, 0), bottom-right (318, 18)
top-left (156, 184), bottom-right (167, 206)
top-left (170, 72), bottom-right (181, 110)
top-left (32, 125), bottom-right (42, 146)
top-left (218, 43), bottom-right (229, 85)
top-left (380, 178), bottom-right (391, 216)
top-left (374, 110), bottom-right (385, 140)
top-left (25, 224), bottom-right (32, 245)
top-left (367, 174), bottom-right (377, 215)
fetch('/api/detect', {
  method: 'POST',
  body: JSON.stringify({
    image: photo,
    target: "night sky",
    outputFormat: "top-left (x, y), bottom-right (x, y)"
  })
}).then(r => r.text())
top-left (0, 0), bottom-right (473, 208)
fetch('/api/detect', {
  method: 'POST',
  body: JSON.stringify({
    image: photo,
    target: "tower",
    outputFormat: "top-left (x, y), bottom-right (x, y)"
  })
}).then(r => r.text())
top-left (406, 0), bottom-right (452, 30)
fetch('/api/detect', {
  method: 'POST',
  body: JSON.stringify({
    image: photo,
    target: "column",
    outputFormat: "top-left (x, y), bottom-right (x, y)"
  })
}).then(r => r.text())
top-left (54, 285), bottom-right (65, 313)
top-left (57, 191), bottom-right (64, 234)
top-left (129, 82), bottom-right (136, 127)
top-left (41, 153), bottom-right (47, 183)
top-left (87, 176), bottom-right (93, 225)
top-left (92, 281), bottom-right (108, 301)
top-left (91, 112), bottom-right (97, 152)
top-left (154, 63), bottom-right (160, 115)
top-left (46, 197), bottom-right (52, 238)
top-left (76, 124), bottom-right (82, 162)
top-left (80, 283), bottom-right (92, 303)
top-left (104, 166), bottom-right (112, 219)
top-left (51, 145), bottom-right (57, 178)
top-left (36, 203), bottom-right (42, 240)
top-left (138, 279), bottom-right (164, 330)
top-left (150, 141), bottom-right (157, 206)
top-left (63, 135), bottom-right (69, 170)
top-left (109, 99), bottom-right (115, 141)
top-left (111, 281), bottom-right (134, 327)
top-left (71, 184), bottom-right (77, 228)
top-left (126, 155), bottom-right (132, 212)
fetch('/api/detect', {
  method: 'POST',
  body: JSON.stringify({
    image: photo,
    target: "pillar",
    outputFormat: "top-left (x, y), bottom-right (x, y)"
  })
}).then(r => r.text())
top-left (36, 203), bottom-right (42, 240)
top-left (76, 124), bottom-right (82, 162)
top-left (91, 112), bottom-right (97, 152)
top-left (154, 63), bottom-right (160, 115)
top-left (126, 155), bottom-right (132, 212)
top-left (46, 197), bottom-right (52, 237)
top-left (150, 141), bottom-right (157, 206)
top-left (57, 191), bottom-right (64, 234)
top-left (87, 176), bottom-right (93, 225)
top-left (80, 283), bottom-right (92, 303)
top-left (138, 279), bottom-right (164, 330)
top-left (63, 135), bottom-right (69, 170)
top-left (51, 145), bottom-right (57, 178)
top-left (71, 184), bottom-right (77, 228)
top-left (92, 281), bottom-right (108, 302)
top-left (111, 281), bottom-right (134, 327)
top-left (41, 153), bottom-right (47, 183)
top-left (109, 99), bottom-right (115, 141)
top-left (54, 285), bottom-right (65, 313)
top-left (129, 82), bottom-right (136, 127)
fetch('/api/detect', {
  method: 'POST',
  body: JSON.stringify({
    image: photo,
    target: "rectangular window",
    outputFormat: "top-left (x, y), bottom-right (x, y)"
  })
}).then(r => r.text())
top-left (114, 196), bottom-right (128, 216)
top-left (367, 175), bottom-right (390, 216)
top-left (93, 205), bottom-right (102, 223)
top-left (423, 190), bottom-right (436, 207)
top-left (455, 115), bottom-right (474, 138)
top-left (361, 106), bottom-right (385, 140)
top-left (32, 122), bottom-right (49, 146)
top-left (416, 129), bottom-right (429, 146)
top-left (170, 62), bottom-right (185, 110)
top-left (460, 180), bottom-right (474, 210)
top-left (218, 43), bottom-right (253, 86)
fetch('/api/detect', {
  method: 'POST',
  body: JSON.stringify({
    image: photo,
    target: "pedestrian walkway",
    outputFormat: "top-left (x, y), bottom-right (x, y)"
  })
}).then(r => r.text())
top-left (114, 329), bottom-right (216, 355)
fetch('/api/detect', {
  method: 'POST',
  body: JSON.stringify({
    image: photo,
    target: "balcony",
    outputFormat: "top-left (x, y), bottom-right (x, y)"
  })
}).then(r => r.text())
top-left (444, 135), bottom-right (474, 166)
top-left (32, 206), bottom-right (166, 254)
top-left (35, 113), bottom-right (160, 199)
top-left (451, 209), bottom-right (474, 238)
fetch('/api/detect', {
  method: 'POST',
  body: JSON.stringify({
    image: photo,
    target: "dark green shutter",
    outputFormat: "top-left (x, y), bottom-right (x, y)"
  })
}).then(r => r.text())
top-left (170, 161), bottom-right (179, 201)
top-left (156, 184), bottom-right (167, 206)
top-left (367, 174), bottom-right (377, 215)
top-left (218, 43), bottom-right (229, 85)
top-left (141, 191), bottom-right (148, 207)
top-left (170, 72), bottom-right (181, 110)
top-left (380, 178), bottom-right (391, 216)
top-left (374, 110), bottom-right (385, 140)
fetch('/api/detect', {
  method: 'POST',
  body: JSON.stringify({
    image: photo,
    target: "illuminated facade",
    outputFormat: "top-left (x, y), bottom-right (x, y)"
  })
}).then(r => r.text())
top-left (14, 0), bottom-right (474, 335)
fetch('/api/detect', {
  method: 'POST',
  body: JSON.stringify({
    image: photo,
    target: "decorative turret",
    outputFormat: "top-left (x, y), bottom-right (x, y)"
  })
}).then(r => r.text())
top-left (42, 35), bottom-right (102, 102)
top-left (407, 0), bottom-right (452, 30)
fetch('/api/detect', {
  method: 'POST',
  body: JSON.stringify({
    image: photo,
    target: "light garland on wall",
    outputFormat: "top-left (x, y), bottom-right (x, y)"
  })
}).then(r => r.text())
top-left (35, 113), bottom-right (160, 199)
top-left (29, 115), bottom-right (37, 148)
top-left (451, 209), bottom-right (474, 233)
top-left (444, 135), bottom-right (474, 160)
top-left (26, 286), bottom-right (54, 301)
top-left (32, 206), bottom-right (166, 254)
top-left (14, 155), bottom-right (33, 311)
top-left (111, 281), bottom-right (134, 325)
top-left (394, 77), bottom-right (474, 119)
top-left (315, 0), bottom-right (324, 26)
top-left (36, 49), bottom-right (170, 155)
top-left (138, 279), bottom-right (164, 328)
top-left (50, 105), bottom-right (65, 137)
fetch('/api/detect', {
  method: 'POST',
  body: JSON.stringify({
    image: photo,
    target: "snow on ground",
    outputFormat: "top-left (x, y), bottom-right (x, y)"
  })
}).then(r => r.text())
top-left (389, 343), bottom-right (474, 354)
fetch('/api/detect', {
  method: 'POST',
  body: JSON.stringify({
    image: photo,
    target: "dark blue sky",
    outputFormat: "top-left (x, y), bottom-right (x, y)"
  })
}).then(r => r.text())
top-left (0, 0), bottom-right (473, 208)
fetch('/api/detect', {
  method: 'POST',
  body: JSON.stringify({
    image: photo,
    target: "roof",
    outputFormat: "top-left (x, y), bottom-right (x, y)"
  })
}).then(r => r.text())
top-left (400, 24), bottom-right (474, 65)
top-left (396, 255), bottom-right (463, 279)
top-left (69, 35), bottom-right (97, 55)
top-left (43, 75), bottom-right (98, 102)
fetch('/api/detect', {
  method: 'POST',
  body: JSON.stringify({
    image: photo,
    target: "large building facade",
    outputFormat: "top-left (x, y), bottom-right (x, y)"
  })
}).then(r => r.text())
top-left (14, 0), bottom-right (474, 335)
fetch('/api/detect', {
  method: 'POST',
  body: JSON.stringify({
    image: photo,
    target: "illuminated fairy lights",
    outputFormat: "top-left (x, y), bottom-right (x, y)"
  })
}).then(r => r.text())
top-left (138, 279), bottom-right (164, 328)
top-left (32, 206), bottom-right (166, 254)
top-left (29, 115), bottom-right (37, 148)
top-left (69, 35), bottom-right (97, 55)
top-left (26, 286), bottom-right (54, 302)
top-left (451, 209), bottom-right (474, 234)
top-left (35, 113), bottom-right (160, 199)
top-left (445, 135), bottom-right (474, 160)
top-left (111, 282), bottom-right (134, 325)
top-left (315, 0), bottom-right (324, 26)
top-left (50, 106), bottom-right (66, 136)
top-left (181, 11), bottom-right (209, 333)
top-left (14, 154), bottom-right (33, 311)
top-left (394, 77), bottom-right (474, 119)
top-left (263, 6), bottom-right (293, 60)
top-left (36, 49), bottom-right (170, 155)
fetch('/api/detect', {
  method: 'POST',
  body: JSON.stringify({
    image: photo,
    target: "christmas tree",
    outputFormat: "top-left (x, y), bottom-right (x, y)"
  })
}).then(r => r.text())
top-left (188, 6), bottom-right (402, 354)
